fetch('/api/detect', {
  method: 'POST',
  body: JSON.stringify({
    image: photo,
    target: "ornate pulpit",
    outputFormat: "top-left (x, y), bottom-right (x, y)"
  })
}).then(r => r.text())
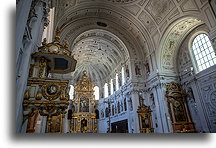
top-left (70, 71), bottom-right (97, 133)
top-left (165, 82), bottom-right (196, 133)
top-left (23, 28), bottom-right (77, 133)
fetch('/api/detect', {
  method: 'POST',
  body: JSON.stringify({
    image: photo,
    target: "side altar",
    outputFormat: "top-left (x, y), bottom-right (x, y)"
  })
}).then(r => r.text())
top-left (70, 71), bottom-right (97, 133)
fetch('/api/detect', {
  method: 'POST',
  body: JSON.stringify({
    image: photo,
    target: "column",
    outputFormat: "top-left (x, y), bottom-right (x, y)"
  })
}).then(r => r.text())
top-left (16, 0), bottom-right (51, 133)
top-left (16, 0), bottom-right (33, 63)
top-left (153, 83), bottom-right (172, 133)
top-left (151, 88), bottom-right (163, 133)
top-left (190, 80), bottom-right (210, 132)
top-left (129, 60), bottom-right (136, 80)
top-left (130, 91), bottom-right (140, 133)
top-left (125, 93), bottom-right (132, 133)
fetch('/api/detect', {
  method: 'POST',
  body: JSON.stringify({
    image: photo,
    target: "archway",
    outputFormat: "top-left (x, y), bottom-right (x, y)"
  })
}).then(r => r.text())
top-left (157, 17), bottom-right (205, 75)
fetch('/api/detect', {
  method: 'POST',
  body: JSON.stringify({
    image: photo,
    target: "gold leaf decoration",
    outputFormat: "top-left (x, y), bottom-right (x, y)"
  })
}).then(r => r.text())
top-left (35, 86), bottom-right (42, 100)
top-left (24, 89), bottom-right (30, 100)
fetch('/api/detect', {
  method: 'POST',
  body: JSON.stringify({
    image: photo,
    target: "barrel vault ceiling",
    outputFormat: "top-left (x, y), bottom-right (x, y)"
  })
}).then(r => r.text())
top-left (51, 0), bottom-right (206, 86)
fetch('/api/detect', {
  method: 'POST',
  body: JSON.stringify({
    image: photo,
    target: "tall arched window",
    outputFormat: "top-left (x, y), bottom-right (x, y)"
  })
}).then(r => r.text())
top-left (69, 85), bottom-right (74, 100)
top-left (104, 83), bottom-right (108, 98)
top-left (94, 86), bottom-right (100, 100)
top-left (110, 79), bottom-right (114, 95)
top-left (115, 73), bottom-right (119, 90)
top-left (192, 33), bottom-right (216, 72)
top-left (121, 67), bottom-right (125, 85)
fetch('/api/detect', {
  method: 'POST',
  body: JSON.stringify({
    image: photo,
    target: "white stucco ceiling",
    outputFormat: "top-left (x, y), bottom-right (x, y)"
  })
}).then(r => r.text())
top-left (51, 0), bottom-right (209, 85)
top-left (71, 29), bottom-right (129, 83)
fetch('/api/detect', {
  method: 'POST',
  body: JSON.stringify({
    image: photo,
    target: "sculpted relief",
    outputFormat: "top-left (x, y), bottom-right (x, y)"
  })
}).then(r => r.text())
top-left (161, 18), bottom-right (203, 72)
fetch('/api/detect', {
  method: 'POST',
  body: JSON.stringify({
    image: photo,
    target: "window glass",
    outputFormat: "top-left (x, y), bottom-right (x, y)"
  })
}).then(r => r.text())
top-left (94, 86), bottom-right (99, 100)
top-left (192, 34), bottom-right (216, 72)
top-left (69, 85), bottom-right (74, 100)
top-left (121, 67), bottom-right (125, 85)
top-left (110, 79), bottom-right (113, 95)
top-left (115, 73), bottom-right (119, 90)
top-left (104, 83), bottom-right (108, 98)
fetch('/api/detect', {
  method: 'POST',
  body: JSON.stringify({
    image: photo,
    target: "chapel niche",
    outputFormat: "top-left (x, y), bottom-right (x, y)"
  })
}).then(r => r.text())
top-left (165, 82), bottom-right (196, 133)
top-left (137, 95), bottom-right (154, 133)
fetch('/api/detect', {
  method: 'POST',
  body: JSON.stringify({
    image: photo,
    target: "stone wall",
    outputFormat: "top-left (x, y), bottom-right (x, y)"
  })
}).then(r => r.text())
top-left (177, 24), bottom-right (216, 132)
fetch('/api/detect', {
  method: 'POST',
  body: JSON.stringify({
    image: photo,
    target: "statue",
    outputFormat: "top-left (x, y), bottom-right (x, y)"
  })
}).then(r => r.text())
top-left (81, 118), bottom-right (87, 133)
top-left (135, 63), bottom-right (141, 75)
top-left (145, 62), bottom-right (150, 74)
top-left (126, 65), bottom-right (130, 78)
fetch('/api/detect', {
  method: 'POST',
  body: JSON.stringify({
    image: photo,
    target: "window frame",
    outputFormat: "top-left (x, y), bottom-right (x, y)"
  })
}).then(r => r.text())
top-left (189, 31), bottom-right (215, 73)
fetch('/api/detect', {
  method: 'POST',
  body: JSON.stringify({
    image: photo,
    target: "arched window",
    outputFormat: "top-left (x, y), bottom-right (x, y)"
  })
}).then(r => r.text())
top-left (69, 85), bottom-right (74, 100)
top-left (121, 67), bottom-right (125, 85)
top-left (94, 86), bottom-right (99, 100)
top-left (110, 79), bottom-right (114, 95)
top-left (115, 73), bottom-right (119, 90)
top-left (192, 33), bottom-right (216, 72)
top-left (104, 83), bottom-right (108, 98)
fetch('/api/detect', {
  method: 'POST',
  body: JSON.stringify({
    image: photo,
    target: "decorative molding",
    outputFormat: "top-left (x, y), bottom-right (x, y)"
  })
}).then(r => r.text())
top-left (145, 0), bottom-right (175, 25)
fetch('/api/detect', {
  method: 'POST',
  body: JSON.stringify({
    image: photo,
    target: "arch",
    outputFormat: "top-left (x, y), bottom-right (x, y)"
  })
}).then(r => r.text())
top-left (69, 29), bottom-right (130, 86)
top-left (157, 17), bottom-right (205, 74)
top-left (190, 33), bottom-right (216, 72)
top-left (58, 12), bottom-right (145, 60)
top-left (54, 3), bottom-right (156, 73)
top-left (53, 3), bottom-right (158, 88)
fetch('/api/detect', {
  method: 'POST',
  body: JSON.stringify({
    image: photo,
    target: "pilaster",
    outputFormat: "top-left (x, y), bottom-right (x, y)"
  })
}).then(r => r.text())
top-left (189, 79), bottom-right (210, 132)
top-left (152, 82), bottom-right (172, 133)
top-left (130, 90), bottom-right (141, 133)
top-left (16, 0), bottom-right (51, 133)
